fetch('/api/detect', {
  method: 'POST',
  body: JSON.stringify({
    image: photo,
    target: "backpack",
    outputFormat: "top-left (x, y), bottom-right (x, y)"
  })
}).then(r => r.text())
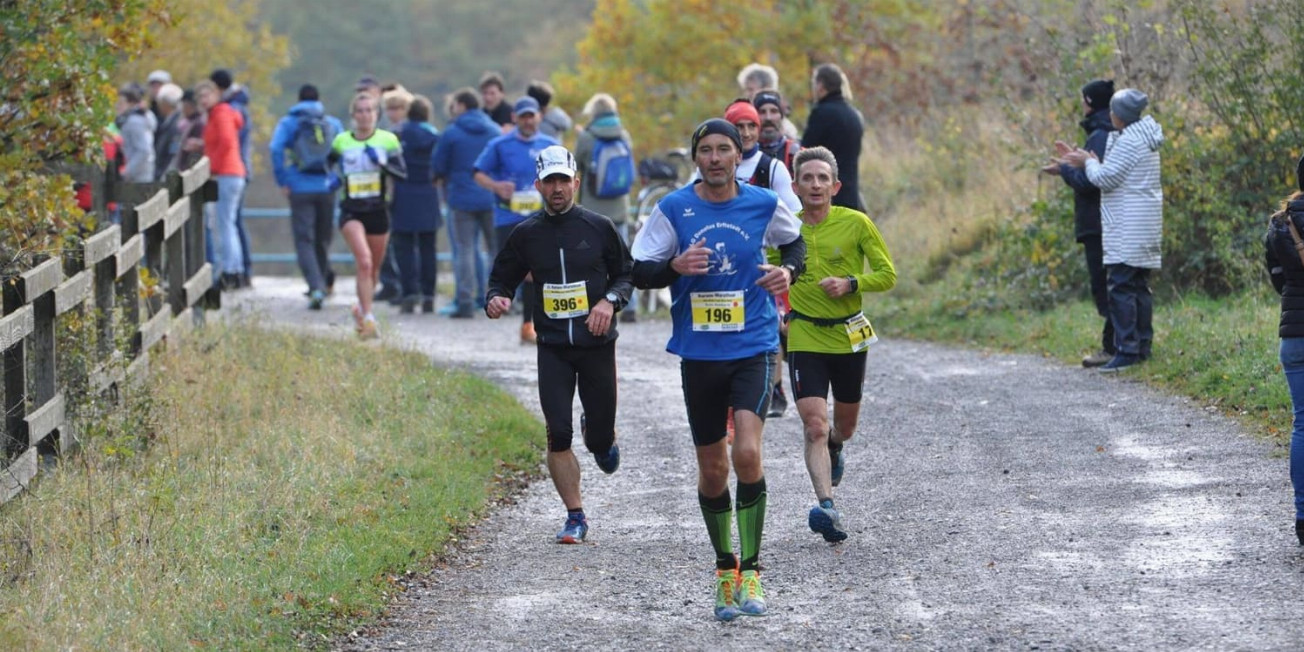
top-left (291, 113), bottom-right (338, 173)
top-left (588, 134), bottom-right (634, 199)
top-left (747, 152), bottom-right (779, 190)
top-left (638, 156), bottom-right (678, 182)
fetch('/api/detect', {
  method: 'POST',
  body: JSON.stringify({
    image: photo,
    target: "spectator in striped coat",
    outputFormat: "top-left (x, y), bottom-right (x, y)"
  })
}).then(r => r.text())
top-left (1063, 88), bottom-right (1164, 372)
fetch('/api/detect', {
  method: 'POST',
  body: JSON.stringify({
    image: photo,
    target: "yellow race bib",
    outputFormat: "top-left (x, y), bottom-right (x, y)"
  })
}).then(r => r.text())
top-left (510, 190), bottom-right (543, 215)
top-left (690, 291), bottom-right (745, 332)
top-left (845, 312), bottom-right (877, 352)
top-left (347, 171), bottom-right (381, 199)
top-left (542, 281), bottom-right (589, 319)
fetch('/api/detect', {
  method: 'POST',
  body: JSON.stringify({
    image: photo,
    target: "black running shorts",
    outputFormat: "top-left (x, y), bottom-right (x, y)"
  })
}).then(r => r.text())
top-left (788, 350), bottom-right (867, 404)
top-left (680, 352), bottom-right (777, 447)
top-left (340, 209), bottom-right (390, 236)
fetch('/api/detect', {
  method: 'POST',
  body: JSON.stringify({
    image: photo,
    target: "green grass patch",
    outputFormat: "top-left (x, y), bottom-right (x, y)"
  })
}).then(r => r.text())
top-left (0, 324), bottom-right (542, 650)
top-left (877, 286), bottom-right (1291, 444)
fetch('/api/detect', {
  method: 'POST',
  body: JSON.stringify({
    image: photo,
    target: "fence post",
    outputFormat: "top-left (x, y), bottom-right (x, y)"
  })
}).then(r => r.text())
top-left (166, 172), bottom-right (187, 317)
top-left (117, 186), bottom-right (145, 359)
top-left (2, 283), bottom-right (27, 457)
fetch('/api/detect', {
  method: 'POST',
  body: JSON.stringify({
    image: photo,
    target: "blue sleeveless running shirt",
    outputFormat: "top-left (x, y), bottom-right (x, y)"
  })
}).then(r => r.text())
top-left (659, 183), bottom-right (782, 361)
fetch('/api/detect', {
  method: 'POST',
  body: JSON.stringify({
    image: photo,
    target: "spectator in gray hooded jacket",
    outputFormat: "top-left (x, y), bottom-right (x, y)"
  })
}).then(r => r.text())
top-left (115, 83), bottom-right (156, 184)
top-left (1063, 88), bottom-right (1164, 372)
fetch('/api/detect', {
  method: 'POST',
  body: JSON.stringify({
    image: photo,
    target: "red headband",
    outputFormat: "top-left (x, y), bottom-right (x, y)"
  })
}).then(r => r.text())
top-left (724, 101), bottom-right (760, 126)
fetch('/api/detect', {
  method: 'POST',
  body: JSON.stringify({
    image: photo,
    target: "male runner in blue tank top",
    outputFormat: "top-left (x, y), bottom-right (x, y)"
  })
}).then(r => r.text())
top-left (631, 118), bottom-right (806, 622)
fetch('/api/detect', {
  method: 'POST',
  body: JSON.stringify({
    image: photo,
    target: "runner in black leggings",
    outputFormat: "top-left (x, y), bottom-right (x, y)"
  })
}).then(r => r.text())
top-left (486, 145), bottom-right (633, 543)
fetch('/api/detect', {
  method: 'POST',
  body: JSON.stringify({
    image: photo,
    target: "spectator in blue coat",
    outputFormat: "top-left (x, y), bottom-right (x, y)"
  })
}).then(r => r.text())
top-left (432, 87), bottom-right (499, 319)
top-left (270, 84), bottom-right (345, 309)
top-left (392, 95), bottom-right (443, 314)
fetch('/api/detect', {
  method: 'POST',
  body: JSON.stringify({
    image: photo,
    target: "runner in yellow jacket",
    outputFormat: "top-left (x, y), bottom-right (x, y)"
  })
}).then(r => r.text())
top-left (785, 146), bottom-right (896, 542)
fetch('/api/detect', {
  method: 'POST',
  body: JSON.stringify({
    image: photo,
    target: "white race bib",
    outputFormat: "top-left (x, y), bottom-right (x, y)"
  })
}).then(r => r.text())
top-left (347, 171), bottom-right (381, 199)
top-left (845, 312), bottom-right (877, 352)
top-left (690, 290), bottom-right (745, 332)
top-left (542, 281), bottom-right (589, 319)
top-left (510, 190), bottom-right (542, 215)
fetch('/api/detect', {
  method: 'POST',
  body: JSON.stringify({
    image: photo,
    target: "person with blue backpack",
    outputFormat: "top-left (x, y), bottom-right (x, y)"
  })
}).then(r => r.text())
top-left (574, 93), bottom-right (638, 320)
top-left (270, 84), bottom-right (344, 310)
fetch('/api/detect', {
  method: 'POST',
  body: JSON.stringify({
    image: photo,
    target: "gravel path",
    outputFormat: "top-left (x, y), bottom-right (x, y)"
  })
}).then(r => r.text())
top-left (229, 277), bottom-right (1303, 651)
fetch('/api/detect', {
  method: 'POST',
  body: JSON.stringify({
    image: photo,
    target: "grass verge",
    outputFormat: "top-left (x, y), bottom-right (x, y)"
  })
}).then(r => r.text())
top-left (877, 286), bottom-right (1290, 447)
top-left (0, 323), bottom-right (541, 650)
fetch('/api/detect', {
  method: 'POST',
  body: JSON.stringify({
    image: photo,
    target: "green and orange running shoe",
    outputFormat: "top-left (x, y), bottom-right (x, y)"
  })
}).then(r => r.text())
top-left (736, 570), bottom-right (767, 616)
top-left (714, 569), bottom-right (741, 622)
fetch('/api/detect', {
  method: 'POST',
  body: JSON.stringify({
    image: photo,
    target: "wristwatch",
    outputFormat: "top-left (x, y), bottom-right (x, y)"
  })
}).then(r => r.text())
top-left (782, 264), bottom-right (798, 283)
top-left (845, 276), bottom-right (859, 293)
top-left (604, 291), bottom-right (621, 308)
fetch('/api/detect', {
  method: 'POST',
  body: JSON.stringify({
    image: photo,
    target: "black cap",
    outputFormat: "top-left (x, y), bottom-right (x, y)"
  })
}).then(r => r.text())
top-left (298, 84), bottom-right (319, 101)
top-left (210, 68), bottom-right (233, 90)
top-left (691, 118), bottom-right (742, 154)
top-left (752, 89), bottom-right (784, 114)
top-left (1082, 79), bottom-right (1115, 110)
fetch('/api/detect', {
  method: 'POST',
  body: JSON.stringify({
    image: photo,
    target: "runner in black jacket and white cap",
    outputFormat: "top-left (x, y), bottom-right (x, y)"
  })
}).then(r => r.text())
top-left (486, 145), bottom-right (634, 544)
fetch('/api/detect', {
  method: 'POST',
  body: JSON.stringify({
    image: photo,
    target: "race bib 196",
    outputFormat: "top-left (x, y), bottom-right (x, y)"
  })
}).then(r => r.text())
top-left (690, 290), bottom-right (745, 332)
top-left (347, 171), bottom-right (381, 199)
top-left (845, 312), bottom-right (877, 352)
top-left (510, 190), bottom-right (543, 215)
top-left (542, 281), bottom-right (589, 319)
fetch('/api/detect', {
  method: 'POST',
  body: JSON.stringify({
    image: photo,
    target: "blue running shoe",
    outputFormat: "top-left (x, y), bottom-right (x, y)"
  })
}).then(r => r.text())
top-left (714, 569), bottom-right (741, 621)
top-left (735, 570), bottom-right (767, 616)
top-left (594, 443), bottom-right (620, 474)
top-left (808, 502), bottom-right (848, 542)
top-left (829, 442), bottom-right (845, 487)
top-left (556, 512), bottom-right (588, 544)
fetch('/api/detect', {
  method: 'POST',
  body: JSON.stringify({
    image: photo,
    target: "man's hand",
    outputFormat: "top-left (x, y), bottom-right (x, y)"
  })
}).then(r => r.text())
top-left (182, 137), bottom-right (203, 153)
top-left (485, 295), bottom-right (512, 319)
top-left (1040, 160), bottom-right (1061, 176)
top-left (756, 264), bottom-right (791, 295)
top-left (1053, 140), bottom-right (1075, 158)
top-left (1062, 148), bottom-right (1097, 168)
top-left (671, 239), bottom-right (711, 276)
top-left (586, 299), bottom-right (615, 336)
top-left (818, 276), bottom-right (852, 298)
top-left (492, 180), bottom-right (515, 201)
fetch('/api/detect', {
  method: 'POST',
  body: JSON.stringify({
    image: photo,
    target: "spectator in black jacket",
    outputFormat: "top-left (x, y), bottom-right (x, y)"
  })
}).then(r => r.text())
top-left (1263, 154), bottom-right (1304, 547)
top-left (1044, 79), bottom-right (1116, 367)
top-left (802, 63), bottom-right (865, 211)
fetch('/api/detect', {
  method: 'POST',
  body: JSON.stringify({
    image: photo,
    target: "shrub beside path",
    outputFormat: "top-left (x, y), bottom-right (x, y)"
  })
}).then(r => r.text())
top-left (230, 277), bottom-right (1302, 650)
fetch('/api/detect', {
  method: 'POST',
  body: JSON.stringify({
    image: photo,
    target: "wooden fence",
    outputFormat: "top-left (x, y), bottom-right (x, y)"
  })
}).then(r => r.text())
top-left (1, 158), bottom-right (217, 503)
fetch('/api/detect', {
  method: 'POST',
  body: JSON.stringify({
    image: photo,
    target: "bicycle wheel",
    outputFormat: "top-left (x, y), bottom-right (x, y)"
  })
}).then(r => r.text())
top-left (633, 182), bottom-right (674, 230)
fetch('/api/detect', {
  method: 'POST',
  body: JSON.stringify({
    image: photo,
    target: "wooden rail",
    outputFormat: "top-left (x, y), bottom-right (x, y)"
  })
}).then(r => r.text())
top-left (1, 158), bottom-right (217, 503)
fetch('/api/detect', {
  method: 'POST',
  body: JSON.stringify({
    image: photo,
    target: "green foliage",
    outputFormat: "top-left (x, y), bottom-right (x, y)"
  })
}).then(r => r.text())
top-left (117, 0), bottom-right (291, 174)
top-left (0, 0), bottom-right (166, 276)
top-left (0, 325), bottom-right (542, 649)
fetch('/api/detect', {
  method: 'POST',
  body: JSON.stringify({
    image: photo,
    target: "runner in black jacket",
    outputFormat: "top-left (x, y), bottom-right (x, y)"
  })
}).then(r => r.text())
top-left (486, 145), bottom-right (633, 544)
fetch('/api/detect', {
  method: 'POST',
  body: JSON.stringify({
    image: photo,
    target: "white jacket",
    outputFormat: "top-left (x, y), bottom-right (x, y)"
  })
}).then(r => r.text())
top-left (1085, 115), bottom-right (1164, 269)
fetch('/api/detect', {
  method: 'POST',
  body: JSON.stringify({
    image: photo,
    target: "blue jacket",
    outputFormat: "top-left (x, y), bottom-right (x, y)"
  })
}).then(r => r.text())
top-left (473, 129), bottom-right (560, 227)
top-left (392, 121), bottom-right (443, 232)
top-left (270, 101), bottom-right (345, 194)
top-left (431, 108), bottom-right (499, 212)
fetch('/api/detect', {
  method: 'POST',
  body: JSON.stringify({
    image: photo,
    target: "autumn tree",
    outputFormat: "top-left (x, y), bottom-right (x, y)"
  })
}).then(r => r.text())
top-left (0, 0), bottom-right (168, 275)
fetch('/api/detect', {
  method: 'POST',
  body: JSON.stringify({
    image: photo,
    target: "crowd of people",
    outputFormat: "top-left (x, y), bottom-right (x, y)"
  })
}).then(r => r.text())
top-left (100, 68), bottom-right (256, 292)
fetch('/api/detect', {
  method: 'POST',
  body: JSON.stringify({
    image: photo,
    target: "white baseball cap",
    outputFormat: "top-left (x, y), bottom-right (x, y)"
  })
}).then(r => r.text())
top-left (146, 69), bottom-right (172, 84)
top-left (536, 145), bottom-right (577, 180)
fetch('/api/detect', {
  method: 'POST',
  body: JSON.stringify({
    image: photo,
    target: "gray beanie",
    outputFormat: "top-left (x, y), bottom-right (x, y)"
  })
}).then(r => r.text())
top-left (1110, 88), bottom-right (1148, 125)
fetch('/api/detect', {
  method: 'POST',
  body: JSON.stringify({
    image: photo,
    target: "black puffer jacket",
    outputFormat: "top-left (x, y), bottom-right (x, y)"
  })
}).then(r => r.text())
top-left (1265, 198), bottom-right (1304, 338)
top-left (487, 204), bottom-right (633, 347)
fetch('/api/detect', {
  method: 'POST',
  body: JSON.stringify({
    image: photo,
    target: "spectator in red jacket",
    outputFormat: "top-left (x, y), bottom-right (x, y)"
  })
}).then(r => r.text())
top-left (196, 80), bottom-right (246, 291)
